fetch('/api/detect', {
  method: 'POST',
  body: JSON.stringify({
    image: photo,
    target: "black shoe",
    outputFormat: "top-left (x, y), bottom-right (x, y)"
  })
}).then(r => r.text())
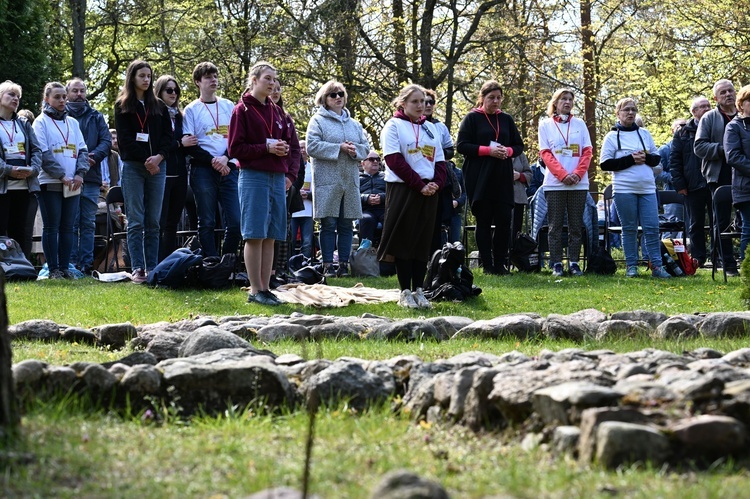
top-left (495, 264), bottom-right (510, 275)
top-left (726, 267), bottom-right (740, 277)
top-left (259, 289), bottom-right (284, 305)
top-left (337, 263), bottom-right (349, 277)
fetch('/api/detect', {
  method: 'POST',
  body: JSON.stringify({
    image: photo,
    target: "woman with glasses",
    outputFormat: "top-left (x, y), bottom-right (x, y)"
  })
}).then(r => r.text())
top-left (600, 97), bottom-right (669, 278)
top-left (456, 81), bottom-right (524, 274)
top-left (154, 75), bottom-right (198, 260)
top-left (378, 84), bottom-right (446, 309)
top-left (0, 80), bottom-right (43, 260)
top-left (306, 80), bottom-right (370, 277)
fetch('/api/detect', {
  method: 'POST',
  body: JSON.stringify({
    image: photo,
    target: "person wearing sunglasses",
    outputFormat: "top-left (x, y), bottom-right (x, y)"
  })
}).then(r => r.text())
top-left (358, 151), bottom-right (386, 245)
top-left (154, 75), bottom-right (198, 260)
top-left (306, 80), bottom-right (370, 278)
top-left (600, 97), bottom-right (669, 278)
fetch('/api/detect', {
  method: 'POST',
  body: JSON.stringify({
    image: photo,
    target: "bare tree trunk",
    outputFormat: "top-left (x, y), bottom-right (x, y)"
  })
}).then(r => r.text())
top-left (0, 270), bottom-right (19, 433)
top-left (69, 0), bottom-right (86, 78)
top-left (580, 0), bottom-right (598, 192)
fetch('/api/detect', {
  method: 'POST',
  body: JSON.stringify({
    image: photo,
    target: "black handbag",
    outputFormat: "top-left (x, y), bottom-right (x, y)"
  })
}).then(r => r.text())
top-left (509, 233), bottom-right (540, 272)
top-left (0, 237), bottom-right (37, 280)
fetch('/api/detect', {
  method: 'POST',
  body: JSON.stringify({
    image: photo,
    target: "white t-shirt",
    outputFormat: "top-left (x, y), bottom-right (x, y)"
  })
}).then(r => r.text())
top-left (599, 126), bottom-right (658, 195)
top-left (538, 116), bottom-right (591, 191)
top-left (293, 161), bottom-right (313, 218)
top-left (32, 114), bottom-right (87, 185)
top-left (0, 119), bottom-right (28, 190)
top-left (380, 118), bottom-right (445, 183)
top-left (183, 97), bottom-right (236, 159)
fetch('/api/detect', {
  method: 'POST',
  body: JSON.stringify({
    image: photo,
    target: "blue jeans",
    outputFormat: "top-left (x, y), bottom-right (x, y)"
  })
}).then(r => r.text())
top-left (320, 201), bottom-right (354, 264)
top-left (121, 160), bottom-right (166, 271)
top-left (449, 212), bottom-right (462, 244)
top-left (71, 181), bottom-right (101, 269)
top-left (37, 187), bottom-right (80, 271)
top-left (614, 192), bottom-right (661, 268)
top-left (191, 166), bottom-right (241, 257)
top-left (291, 216), bottom-right (314, 258)
top-left (737, 201), bottom-right (750, 260)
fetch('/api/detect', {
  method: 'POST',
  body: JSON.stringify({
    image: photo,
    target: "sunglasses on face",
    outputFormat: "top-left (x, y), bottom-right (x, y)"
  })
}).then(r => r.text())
top-left (425, 100), bottom-right (435, 105)
top-left (367, 157), bottom-right (381, 162)
top-left (327, 91), bottom-right (345, 99)
top-left (163, 88), bottom-right (179, 95)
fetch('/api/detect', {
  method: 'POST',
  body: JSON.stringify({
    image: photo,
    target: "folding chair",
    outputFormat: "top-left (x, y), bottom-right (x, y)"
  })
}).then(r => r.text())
top-left (657, 189), bottom-right (688, 237)
top-left (104, 186), bottom-right (129, 272)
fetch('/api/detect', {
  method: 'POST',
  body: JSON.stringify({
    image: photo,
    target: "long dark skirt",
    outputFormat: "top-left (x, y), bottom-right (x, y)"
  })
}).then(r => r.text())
top-left (377, 182), bottom-right (438, 263)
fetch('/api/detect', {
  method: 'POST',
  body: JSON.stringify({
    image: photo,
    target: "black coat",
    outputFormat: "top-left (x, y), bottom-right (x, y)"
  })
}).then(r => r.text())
top-left (670, 118), bottom-right (706, 193)
top-left (456, 110), bottom-right (524, 208)
top-left (114, 100), bottom-right (173, 163)
top-left (724, 116), bottom-right (750, 206)
top-left (359, 171), bottom-right (386, 211)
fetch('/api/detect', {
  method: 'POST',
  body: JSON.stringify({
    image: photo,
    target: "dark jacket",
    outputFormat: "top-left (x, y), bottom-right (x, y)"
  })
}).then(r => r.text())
top-left (0, 115), bottom-right (42, 194)
top-left (114, 100), bottom-right (173, 163)
top-left (456, 109), bottom-right (524, 208)
top-left (450, 163), bottom-right (466, 215)
top-left (695, 105), bottom-right (733, 184)
top-left (670, 118), bottom-right (706, 193)
top-left (724, 115), bottom-right (750, 206)
top-left (164, 110), bottom-right (186, 177)
top-left (359, 171), bottom-right (386, 210)
top-left (66, 101), bottom-right (111, 184)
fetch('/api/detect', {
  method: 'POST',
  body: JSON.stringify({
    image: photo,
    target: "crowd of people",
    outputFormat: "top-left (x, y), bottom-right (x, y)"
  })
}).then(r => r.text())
top-left (0, 61), bottom-right (747, 306)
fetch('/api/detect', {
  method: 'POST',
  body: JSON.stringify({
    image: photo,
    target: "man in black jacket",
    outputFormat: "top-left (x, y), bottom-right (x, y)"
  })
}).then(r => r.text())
top-left (66, 78), bottom-right (112, 275)
top-left (358, 151), bottom-right (386, 244)
top-left (671, 96), bottom-right (712, 267)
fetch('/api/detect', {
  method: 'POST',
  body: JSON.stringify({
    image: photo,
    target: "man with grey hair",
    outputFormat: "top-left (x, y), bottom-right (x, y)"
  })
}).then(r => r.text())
top-left (695, 79), bottom-right (739, 275)
top-left (671, 96), bottom-right (712, 266)
top-left (65, 77), bottom-right (112, 275)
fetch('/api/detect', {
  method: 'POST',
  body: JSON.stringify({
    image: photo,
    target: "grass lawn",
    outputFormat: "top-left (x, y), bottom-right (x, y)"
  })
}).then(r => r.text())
top-left (3, 267), bottom-right (750, 497)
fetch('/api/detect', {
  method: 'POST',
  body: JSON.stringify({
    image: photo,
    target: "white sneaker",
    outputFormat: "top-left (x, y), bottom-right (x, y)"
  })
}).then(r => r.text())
top-left (413, 288), bottom-right (432, 309)
top-left (398, 289), bottom-right (419, 309)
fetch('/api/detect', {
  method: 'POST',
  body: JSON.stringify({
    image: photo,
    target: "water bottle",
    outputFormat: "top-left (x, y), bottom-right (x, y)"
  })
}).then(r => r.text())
top-left (663, 253), bottom-right (684, 276)
top-left (360, 238), bottom-right (371, 250)
top-left (457, 265), bottom-right (462, 280)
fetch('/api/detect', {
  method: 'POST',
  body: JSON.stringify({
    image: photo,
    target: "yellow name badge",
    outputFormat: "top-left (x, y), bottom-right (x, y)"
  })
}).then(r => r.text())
top-left (407, 141), bottom-right (419, 155)
top-left (217, 125), bottom-right (229, 137)
top-left (568, 144), bottom-right (580, 157)
top-left (421, 144), bottom-right (436, 162)
top-left (17, 142), bottom-right (25, 153)
top-left (63, 143), bottom-right (77, 159)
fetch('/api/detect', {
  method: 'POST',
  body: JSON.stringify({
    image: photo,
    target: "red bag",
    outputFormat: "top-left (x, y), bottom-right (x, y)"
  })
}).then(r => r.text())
top-left (672, 239), bottom-right (697, 275)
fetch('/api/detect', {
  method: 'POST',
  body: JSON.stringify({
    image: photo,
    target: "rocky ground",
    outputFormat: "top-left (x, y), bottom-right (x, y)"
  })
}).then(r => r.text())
top-left (9, 309), bottom-right (750, 472)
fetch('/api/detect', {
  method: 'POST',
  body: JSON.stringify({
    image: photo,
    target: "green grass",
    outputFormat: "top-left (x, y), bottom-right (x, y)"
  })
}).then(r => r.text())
top-left (4, 268), bottom-right (750, 498)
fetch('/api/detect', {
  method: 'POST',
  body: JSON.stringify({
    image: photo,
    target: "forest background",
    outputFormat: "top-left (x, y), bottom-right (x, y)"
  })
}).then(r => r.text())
top-left (1, 0), bottom-right (748, 181)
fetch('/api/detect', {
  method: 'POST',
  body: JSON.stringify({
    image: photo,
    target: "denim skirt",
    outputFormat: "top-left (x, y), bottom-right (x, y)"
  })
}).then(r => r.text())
top-left (238, 168), bottom-right (286, 240)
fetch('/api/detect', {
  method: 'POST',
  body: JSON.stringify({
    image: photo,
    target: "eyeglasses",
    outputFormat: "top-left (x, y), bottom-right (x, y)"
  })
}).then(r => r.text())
top-left (425, 100), bottom-right (435, 105)
top-left (620, 106), bottom-right (638, 113)
top-left (327, 91), bottom-right (345, 99)
top-left (163, 88), bottom-right (179, 95)
top-left (366, 157), bottom-right (381, 162)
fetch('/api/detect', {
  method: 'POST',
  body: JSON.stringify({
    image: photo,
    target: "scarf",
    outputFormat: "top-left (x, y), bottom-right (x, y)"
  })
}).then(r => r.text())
top-left (43, 103), bottom-right (67, 121)
top-left (66, 100), bottom-right (89, 118)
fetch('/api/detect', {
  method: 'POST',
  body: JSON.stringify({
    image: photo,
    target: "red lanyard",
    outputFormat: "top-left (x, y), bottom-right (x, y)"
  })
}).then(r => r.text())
top-left (136, 106), bottom-right (149, 133)
top-left (482, 111), bottom-right (500, 142)
top-left (249, 103), bottom-right (276, 138)
top-left (411, 121), bottom-right (421, 148)
top-left (553, 118), bottom-right (571, 147)
top-left (50, 116), bottom-right (69, 146)
top-left (202, 100), bottom-right (220, 131)
top-left (0, 120), bottom-right (15, 144)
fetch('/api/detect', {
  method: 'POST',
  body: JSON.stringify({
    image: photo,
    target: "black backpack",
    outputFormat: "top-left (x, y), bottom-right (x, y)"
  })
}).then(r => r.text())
top-left (195, 253), bottom-right (237, 288)
top-left (0, 237), bottom-right (36, 281)
top-left (586, 246), bottom-right (617, 275)
top-left (423, 242), bottom-right (482, 301)
top-left (509, 233), bottom-right (540, 272)
top-left (147, 248), bottom-right (204, 288)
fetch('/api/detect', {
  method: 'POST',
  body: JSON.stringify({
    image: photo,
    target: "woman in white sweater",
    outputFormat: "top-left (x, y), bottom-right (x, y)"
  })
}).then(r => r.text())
top-left (538, 88), bottom-right (592, 277)
top-left (32, 82), bottom-right (89, 279)
top-left (599, 97), bottom-right (669, 278)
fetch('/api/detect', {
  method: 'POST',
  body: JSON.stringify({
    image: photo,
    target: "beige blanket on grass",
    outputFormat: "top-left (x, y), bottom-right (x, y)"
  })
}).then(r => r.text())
top-left (271, 283), bottom-right (400, 308)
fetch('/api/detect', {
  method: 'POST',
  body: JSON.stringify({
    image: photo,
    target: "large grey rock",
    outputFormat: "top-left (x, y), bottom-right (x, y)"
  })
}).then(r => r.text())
top-left (542, 314), bottom-right (592, 342)
top-left (368, 319), bottom-right (441, 341)
top-left (46, 366), bottom-right (78, 393)
top-left (369, 469), bottom-right (449, 499)
top-left (699, 312), bottom-right (750, 338)
top-left (60, 327), bottom-right (97, 345)
top-left (286, 313), bottom-right (336, 327)
top-left (568, 308), bottom-right (608, 324)
top-left (460, 367), bottom-right (505, 430)
top-left (610, 310), bottom-right (668, 327)
top-left (552, 426), bottom-right (581, 457)
top-left (402, 375), bottom-right (438, 420)
top-left (81, 364), bottom-right (117, 392)
top-left (256, 323), bottom-right (309, 342)
top-left (423, 317), bottom-right (458, 340)
top-left (596, 320), bottom-right (651, 341)
top-left (309, 323), bottom-right (360, 341)
top-left (12, 359), bottom-right (47, 389)
top-left (452, 314), bottom-right (540, 340)
top-left (179, 326), bottom-right (256, 357)
top-left (145, 332), bottom-right (187, 360)
top-left (9, 320), bottom-right (60, 341)
top-left (595, 422), bottom-right (671, 468)
top-left (438, 351), bottom-right (502, 368)
top-left (95, 322), bottom-right (137, 349)
top-left (161, 354), bottom-right (293, 414)
top-left (670, 415), bottom-right (747, 460)
top-left (101, 351), bottom-right (158, 369)
top-left (119, 365), bottom-right (162, 394)
top-left (653, 316), bottom-right (699, 340)
top-left (532, 381), bottom-right (623, 425)
top-left (446, 367), bottom-right (481, 421)
top-left (723, 348), bottom-right (750, 365)
top-left (302, 360), bottom-right (392, 411)
top-left (578, 407), bottom-right (655, 463)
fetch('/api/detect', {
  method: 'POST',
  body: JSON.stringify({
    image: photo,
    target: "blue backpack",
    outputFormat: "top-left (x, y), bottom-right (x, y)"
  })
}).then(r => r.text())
top-left (146, 248), bottom-right (203, 288)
